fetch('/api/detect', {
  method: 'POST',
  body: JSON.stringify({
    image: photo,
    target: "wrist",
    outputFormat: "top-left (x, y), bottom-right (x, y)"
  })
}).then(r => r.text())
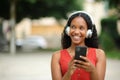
top-left (62, 71), bottom-right (71, 80)
top-left (66, 70), bottom-right (73, 77)
top-left (90, 68), bottom-right (99, 80)
top-left (90, 67), bottom-right (97, 74)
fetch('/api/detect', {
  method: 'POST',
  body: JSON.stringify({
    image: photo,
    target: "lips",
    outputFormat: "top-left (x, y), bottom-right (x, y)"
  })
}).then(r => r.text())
top-left (72, 36), bottom-right (81, 41)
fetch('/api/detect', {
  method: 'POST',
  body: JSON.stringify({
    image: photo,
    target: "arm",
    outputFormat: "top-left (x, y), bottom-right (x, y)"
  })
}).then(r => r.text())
top-left (89, 49), bottom-right (106, 80)
top-left (51, 51), bottom-right (62, 80)
top-left (95, 49), bottom-right (106, 80)
top-left (84, 49), bottom-right (106, 80)
top-left (51, 51), bottom-right (77, 80)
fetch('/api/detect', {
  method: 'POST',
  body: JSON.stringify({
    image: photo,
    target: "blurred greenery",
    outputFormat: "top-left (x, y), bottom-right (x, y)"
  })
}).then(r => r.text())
top-left (102, 17), bottom-right (118, 39)
top-left (100, 15), bottom-right (120, 59)
top-left (0, 0), bottom-right (84, 22)
top-left (99, 31), bottom-right (116, 51)
top-left (0, 0), bottom-right (120, 57)
top-left (106, 49), bottom-right (120, 60)
top-left (100, 16), bottom-right (120, 50)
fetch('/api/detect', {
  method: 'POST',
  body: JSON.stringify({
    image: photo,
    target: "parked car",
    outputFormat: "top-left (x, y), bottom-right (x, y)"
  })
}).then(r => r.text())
top-left (16, 36), bottom-right (47, 49)
top-left (16, 39), bottom-right (23, 49)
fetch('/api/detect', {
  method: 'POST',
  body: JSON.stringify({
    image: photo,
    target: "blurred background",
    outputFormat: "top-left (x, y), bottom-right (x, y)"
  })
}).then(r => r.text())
top-left (0, 0), bottom-right (120, 80)
top-left (0, 0), bottom-right (120, 53)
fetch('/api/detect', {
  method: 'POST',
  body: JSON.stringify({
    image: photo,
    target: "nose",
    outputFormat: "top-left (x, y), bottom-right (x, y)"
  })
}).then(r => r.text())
top-left (74, 28), bottom-right (80, 34)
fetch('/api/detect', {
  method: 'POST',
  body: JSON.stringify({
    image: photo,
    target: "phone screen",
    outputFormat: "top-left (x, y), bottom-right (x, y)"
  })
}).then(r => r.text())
top-left (74, 46), bottom-right (87, 61)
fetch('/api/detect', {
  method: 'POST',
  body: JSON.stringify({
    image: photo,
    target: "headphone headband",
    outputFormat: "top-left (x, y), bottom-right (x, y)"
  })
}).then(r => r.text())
top-left (68, 11), bottom-right (94, 25)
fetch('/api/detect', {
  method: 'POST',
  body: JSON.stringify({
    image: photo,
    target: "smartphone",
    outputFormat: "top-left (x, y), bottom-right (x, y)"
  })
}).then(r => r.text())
top-left (74, 46), bottom-right (87, 62)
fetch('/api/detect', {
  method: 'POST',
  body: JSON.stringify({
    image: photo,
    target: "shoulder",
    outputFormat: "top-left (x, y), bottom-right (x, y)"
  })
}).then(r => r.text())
top-left (52, 50), bottom-right (61, 59)
top-left (51, 49), bottom-right (66, 62)
top-left (51, 49), bottom-right (67, 62)
top-left (51, 50), bottom-right (61, 66)
top-left (96, 49), bottom-right (106, 57)
top-left (52, 49), bottom-right (67, 58)
top-left (96, 48), bottom-right (106, 61)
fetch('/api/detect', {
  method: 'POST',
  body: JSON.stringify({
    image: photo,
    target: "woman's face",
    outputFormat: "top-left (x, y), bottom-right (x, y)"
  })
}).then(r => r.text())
top-left (69, 16), bottom-right (88, 45)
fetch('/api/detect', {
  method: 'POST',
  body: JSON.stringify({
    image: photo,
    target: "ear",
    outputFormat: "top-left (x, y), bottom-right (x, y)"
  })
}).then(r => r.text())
top-left (65, 26), bottom-right (70, 36)
top-left (86, 29), bottom-right (92, 38)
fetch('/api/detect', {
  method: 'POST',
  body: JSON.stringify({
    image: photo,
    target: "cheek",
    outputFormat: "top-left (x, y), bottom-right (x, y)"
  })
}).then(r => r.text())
top-left (80, 30), bottom-right (87, 36)
top-left (83, 31), bottom-right (87, 35)
top-left (69, 29), bottom-right (74, 35)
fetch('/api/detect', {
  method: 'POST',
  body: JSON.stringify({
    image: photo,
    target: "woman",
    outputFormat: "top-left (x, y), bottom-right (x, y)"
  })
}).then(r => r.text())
top-left (51, 11), bottom-right (106, 80)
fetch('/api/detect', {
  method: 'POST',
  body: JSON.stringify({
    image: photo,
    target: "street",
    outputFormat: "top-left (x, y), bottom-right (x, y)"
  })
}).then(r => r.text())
top-left (0, 51), bottom-right (120, 80)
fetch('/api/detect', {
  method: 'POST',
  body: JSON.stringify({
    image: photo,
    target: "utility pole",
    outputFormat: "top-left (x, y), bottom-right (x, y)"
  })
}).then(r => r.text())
top-left (10, 0), bottom-right (16, 55)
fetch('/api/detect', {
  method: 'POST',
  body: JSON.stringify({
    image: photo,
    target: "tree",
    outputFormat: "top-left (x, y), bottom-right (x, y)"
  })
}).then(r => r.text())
top-left (0, 0), bottom-right (84, 22)
top-left (10, 0), bottom-right (16, 54)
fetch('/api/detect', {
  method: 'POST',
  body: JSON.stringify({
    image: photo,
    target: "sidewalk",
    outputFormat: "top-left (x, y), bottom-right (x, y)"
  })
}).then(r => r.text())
top-left (105, 59), bottom-right (120, 80)
top-left (0, 51), bottom-right (52, 80)
top-left (0, 51), bottom-right (120, 80)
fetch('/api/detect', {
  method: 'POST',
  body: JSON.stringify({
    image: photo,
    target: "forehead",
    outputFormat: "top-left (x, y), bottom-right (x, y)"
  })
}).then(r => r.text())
top-left (71, 16), bottom-right (87, 25)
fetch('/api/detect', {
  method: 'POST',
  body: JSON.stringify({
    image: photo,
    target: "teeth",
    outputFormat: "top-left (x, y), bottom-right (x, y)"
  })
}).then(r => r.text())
top-left (73, 36), bottom-right (80, 40)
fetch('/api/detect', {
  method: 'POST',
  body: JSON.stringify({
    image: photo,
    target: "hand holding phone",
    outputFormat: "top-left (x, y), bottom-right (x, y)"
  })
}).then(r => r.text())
top-left (74, 46), bottom-right (87, 62)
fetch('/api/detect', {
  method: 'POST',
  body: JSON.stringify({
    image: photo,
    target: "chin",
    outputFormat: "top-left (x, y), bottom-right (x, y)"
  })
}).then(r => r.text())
top-left (72, 41), bottom-right (81, 45)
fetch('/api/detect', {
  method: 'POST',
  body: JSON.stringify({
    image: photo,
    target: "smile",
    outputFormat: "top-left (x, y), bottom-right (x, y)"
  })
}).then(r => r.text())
top-left (72, 36), bottom-right (81, 41)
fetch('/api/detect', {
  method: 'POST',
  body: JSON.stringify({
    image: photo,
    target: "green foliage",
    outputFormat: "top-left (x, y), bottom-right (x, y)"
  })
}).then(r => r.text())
top-left (106, 49), bottom-right (120, 59)
top-left (108, 0), bottom-right (120, 8)
top-left (0, 0), bottom-right (10, 19)
top-left (99, 31), bottom-right (116, 51)
top-left (25, 0), bottom-right (37, 4)
top-left (100, 16), bottom-right (120, 51)
top-left (0, 0), bottom-right (84, 21)
top-left (101, 17), bottom-right (118, 39)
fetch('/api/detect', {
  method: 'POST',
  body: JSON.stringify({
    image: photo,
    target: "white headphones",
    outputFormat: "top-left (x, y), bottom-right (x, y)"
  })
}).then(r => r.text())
top-left (65, 11), bottom-right (94, 38)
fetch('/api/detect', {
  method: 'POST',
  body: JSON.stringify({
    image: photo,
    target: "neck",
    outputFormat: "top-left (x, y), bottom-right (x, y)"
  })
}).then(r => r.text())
top-left (67, 44), bottom-right (75, 56)
top-left (68, 43), bottom-right (87, 55)
top-left (71, 42), bottom-right (86, 48)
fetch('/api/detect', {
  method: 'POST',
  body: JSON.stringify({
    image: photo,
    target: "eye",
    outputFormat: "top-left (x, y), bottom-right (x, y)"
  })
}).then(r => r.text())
top-left (79, 26), bottom-right (85, 30)
top-left (70, 25), bottom-right (76, 29)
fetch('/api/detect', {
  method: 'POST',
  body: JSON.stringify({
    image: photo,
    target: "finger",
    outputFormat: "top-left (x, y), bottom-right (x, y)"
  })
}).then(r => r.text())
top-left (80, 56), bottom-right (89, 62)
top-left (69, 59), bottom-right (77, 67)
top-left (75, 61), bottom-right (88, 69)
top-left (69, 57), bottom-right (75, 64)
top-left (75, 60), bottom-right (85, 66)
top-left (75, 60), bottom-right (89, 67)
top-left (72, 64), bottom-right (77, 69)
top-left (80, 65), bottom-right (87, 70)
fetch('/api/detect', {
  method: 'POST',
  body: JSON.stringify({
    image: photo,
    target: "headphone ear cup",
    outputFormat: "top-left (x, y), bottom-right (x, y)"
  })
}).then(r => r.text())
top-left (86, 29), bottom-right (92, 38)
top-left (65, 27), bottom-right (70, 36)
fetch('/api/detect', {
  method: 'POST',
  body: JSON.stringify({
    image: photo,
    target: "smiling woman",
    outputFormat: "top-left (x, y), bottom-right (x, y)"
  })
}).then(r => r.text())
top-left (51, 11), bottom-right (106, 80)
